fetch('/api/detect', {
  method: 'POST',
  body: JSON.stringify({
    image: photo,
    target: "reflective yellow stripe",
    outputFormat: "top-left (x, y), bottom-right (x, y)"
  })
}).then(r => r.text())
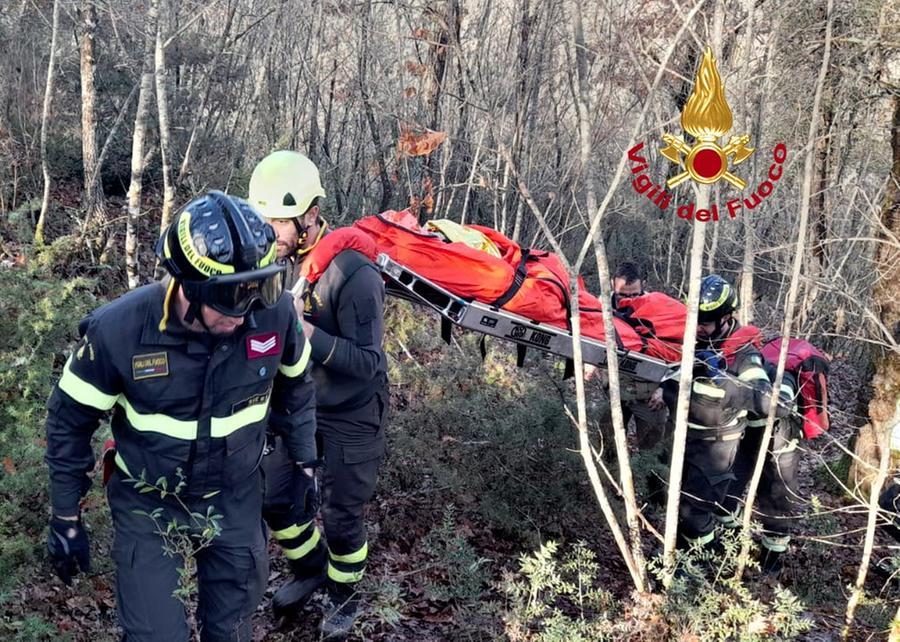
top-left (118, 397), bottom-right (198, 440)
top-left (715, 512), bottom-right (740, 527)
top-left (258, 241), bottom-right (277, 268)
top-left (210, 400), bottom-right (270, 438)
top-left (273, 520), bottom-right (313, 541)
top-left (761, 535), bottom-right (790, 552)
top-left (779, 383), bottom-right (795, 396)
top-left (747, 418), bottom-right (768, 427)
top-left (327, 563), bottom-right (364, 584)
top-left (739, 366), bottom-right (769, 382)
top-left (279, 337), bottom-right (311, 378)
top-left (58, 357), bottom-right (117, 411)
top-left (699, 283), bottom-right (731, 311)
top-left (114, 451), bottom-right (132, 477)
top-left (177, 210), bottom-right (235, 276)
top-left (737, 409), bottom-right (748, 418)
top-left (772, 438), bottom-right (799, 455)
top-left (687, 420), bottom-right (737, 430)
top-left (284, 527), bottom-right (321, 560)
top-left (692, 381), bottom-right (725, 398)
top-left (687, 531), bottom-right (716, 547)
top-left (329, 542), bottom-right (368, 564)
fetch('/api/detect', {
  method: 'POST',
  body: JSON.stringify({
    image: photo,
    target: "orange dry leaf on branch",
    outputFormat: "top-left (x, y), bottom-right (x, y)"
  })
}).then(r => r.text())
top-left (397, 127), bottom-right (447, 158)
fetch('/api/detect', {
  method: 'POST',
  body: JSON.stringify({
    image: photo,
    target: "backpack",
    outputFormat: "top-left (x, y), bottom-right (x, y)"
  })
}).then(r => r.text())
top-left (760, 338), bottom-right (830, 439)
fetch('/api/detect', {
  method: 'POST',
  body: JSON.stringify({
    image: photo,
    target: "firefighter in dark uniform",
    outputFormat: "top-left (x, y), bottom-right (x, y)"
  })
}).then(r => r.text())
top-left (44, 192), bottom-right (318, 641)
top-left (249, 150), bottom-right (388, 637)
top-left (674, 275), bottom-right (794, 561)
top-left (720, 362), bottom-right (803, 574)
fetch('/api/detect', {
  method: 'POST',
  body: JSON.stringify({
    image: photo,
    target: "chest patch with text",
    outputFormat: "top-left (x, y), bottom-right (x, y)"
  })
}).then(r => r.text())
top-left (132, 352), bottom-right (169, 380)
top-left (231, 389), bottom-right (271, 414)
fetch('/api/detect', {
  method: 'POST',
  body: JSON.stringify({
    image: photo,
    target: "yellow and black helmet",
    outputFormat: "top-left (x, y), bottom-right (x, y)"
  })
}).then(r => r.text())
top-left (156, 191), bottom-right (285, 317)
top-left (698, 274), bottom-right (738, 323)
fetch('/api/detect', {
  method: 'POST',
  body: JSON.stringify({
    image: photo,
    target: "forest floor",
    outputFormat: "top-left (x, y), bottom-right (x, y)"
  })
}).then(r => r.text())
top-left (2, 301), bottom-right (898, 641)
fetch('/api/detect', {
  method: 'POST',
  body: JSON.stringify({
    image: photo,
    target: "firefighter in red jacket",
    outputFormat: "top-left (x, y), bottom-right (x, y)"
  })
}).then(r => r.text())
top-left (675, 275), bottom-right (796, 570)
top-left (249, 151), bottom-right (388, 637)
top-left (44, 192), bottom-right (318, 640)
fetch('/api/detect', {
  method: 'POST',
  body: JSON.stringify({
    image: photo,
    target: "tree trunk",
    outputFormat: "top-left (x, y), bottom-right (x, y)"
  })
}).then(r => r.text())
top-left (737, 0), bottom-right (758, 325)
top-left (173, 0), bottom-right (237, 198)
top-left (571, 0), bottom-right (646, 591)
top-left (78, 0), bottom-right (106, 236)
top-left (360, 0), bottom-right (392, 212)
top-left (844, 29), bottom-right (900, 634)
top-left (155, 0), bottom-right (175, 233)
top-left (125, 0), bottom-right (158, 289)
top-left (734, 0), bottom-right (834, 580)
top-left (661, 187), bottom-right (707, 586)
top-left (35, 0), bottom-right (61, 245)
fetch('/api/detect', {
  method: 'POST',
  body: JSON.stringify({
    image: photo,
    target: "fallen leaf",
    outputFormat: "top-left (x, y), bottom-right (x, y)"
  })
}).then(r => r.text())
top-left (3, 456), bottom-right (16, 475)
top-left (398, 127), bottom-right (447, 158)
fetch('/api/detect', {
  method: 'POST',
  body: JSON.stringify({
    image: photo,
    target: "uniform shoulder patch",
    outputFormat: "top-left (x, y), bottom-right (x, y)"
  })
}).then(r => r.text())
top-left (247, 332), bottom-right (281, 359)
top-left (132, 352), bottom-right (169, 380)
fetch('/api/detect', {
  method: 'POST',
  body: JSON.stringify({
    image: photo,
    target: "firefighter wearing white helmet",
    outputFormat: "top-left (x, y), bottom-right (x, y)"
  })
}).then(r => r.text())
top-left (249, 150), bottom-right (388, 638)
top-left (249, 150), bottom-right (328, 290)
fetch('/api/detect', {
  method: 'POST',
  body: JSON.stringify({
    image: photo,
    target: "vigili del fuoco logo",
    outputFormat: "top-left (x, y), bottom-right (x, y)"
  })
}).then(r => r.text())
top-left (628, 46), bottom-right (787, 222)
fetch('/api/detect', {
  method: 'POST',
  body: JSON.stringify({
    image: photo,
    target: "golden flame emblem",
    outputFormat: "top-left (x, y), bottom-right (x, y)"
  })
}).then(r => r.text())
top-left (661, 47), bottom-right (753, 189)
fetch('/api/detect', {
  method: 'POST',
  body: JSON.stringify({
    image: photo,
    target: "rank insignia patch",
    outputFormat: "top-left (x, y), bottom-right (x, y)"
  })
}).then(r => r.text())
top-left (247, 332), bottom-right (280, 359)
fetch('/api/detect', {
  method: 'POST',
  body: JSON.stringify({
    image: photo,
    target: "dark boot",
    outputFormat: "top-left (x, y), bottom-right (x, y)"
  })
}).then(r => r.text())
top-left (320, 580), bottom-right (361, 640)
top-left (759, 535), bottom-right (789, 576)
top-left (272, 536), bottom-right (328, 615)
top-left (272, 560), bottom-right (326, 615)
top-left (759, 548), bottom-right (783, 576)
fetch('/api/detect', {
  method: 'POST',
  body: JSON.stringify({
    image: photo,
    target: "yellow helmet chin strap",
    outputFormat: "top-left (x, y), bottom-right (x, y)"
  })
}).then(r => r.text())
top-left (295, 218), bottom-right (328, 257)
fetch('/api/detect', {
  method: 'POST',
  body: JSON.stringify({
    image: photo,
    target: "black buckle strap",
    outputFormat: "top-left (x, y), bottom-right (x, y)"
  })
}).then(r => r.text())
top-left (490, 249), bottom-right (532, 308)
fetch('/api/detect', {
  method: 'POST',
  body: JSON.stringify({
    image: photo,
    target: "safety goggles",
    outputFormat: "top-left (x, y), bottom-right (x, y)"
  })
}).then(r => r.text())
top-left (183, 263), bottom-right (286, 317)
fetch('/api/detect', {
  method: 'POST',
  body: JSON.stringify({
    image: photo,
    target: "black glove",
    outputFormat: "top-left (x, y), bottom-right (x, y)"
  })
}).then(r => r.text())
top-left (292, 463), bottom-right (321, 525)
top-left (47, 516), bottom-right (91, 586)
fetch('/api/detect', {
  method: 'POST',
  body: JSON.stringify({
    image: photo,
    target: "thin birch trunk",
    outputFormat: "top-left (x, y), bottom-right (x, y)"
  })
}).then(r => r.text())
top-left (173, 1), bottom-right (237, 198)
top-left (360, 0), bottom-right (391, 212)
top-left (844, 18), bottom-right (900, 630)
top-left (734, 0), bottom-right (834, 579)
top-left (35, 0), bottom-right (61, 245)
top-left (460, 123), bottom-right (486, 225)
top-left (78, 0), bottom-right (106, 237)
top-left (572, 0), bottom-right (645, 591)
top-left (506, 150), bottom-right (642, 587)
top-left (125, 0), bottom-right (158, 289)
top-left (662, 187), bottom-right (708, 587)
top-left (155, 0), bottom-right (175, 233)
top-left (737, 0), bottom-right (757, 325)
top-left (507, 0), bottom-right (701, 592)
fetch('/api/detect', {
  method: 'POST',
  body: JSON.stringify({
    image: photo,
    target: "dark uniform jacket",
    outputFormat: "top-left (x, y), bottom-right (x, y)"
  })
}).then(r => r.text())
top-left (286, 247), bottom-right (387, 412)
top-left (684, 339), bottom-right (795, 437)
top-left (45, 282), bottom-right (317, 516)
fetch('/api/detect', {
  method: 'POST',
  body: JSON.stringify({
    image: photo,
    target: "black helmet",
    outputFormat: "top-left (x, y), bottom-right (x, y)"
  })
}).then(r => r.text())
top-left (698, 274), bottom-right (738, 323)
top-left (156, 191), bottom-right (285, 317)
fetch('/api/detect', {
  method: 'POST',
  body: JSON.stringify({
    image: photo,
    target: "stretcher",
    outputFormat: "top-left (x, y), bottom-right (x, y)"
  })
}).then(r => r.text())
top-left (377, 254), bottom-right (678, 384)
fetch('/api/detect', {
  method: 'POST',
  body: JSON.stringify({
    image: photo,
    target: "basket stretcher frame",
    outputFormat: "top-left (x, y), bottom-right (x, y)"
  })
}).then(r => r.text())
top-left (377, 254), bottom-right (679, 384)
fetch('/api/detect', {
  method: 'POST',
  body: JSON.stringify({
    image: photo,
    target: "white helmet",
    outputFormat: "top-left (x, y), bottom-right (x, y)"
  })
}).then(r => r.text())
top-left (248, 150), bottom-right (326, 220)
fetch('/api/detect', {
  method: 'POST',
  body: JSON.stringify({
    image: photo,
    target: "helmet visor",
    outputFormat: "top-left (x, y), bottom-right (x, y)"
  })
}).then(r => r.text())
top-left (190, 264), bottom-right (285, 317)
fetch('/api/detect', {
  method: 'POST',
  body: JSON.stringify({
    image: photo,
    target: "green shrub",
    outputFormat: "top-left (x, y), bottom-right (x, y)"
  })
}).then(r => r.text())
top-left (649, 528), bottom-right (813, 641)
top-left (0, 257), bottom-right (98, 593)
top-left (382, 299), bottom-right (593, 544)
top-left (423, 505), bottom-right (491, 603)
top-left (501, 540), bottom-right (615, 642)
top-left (502, 533), bottom-right (814, 642)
